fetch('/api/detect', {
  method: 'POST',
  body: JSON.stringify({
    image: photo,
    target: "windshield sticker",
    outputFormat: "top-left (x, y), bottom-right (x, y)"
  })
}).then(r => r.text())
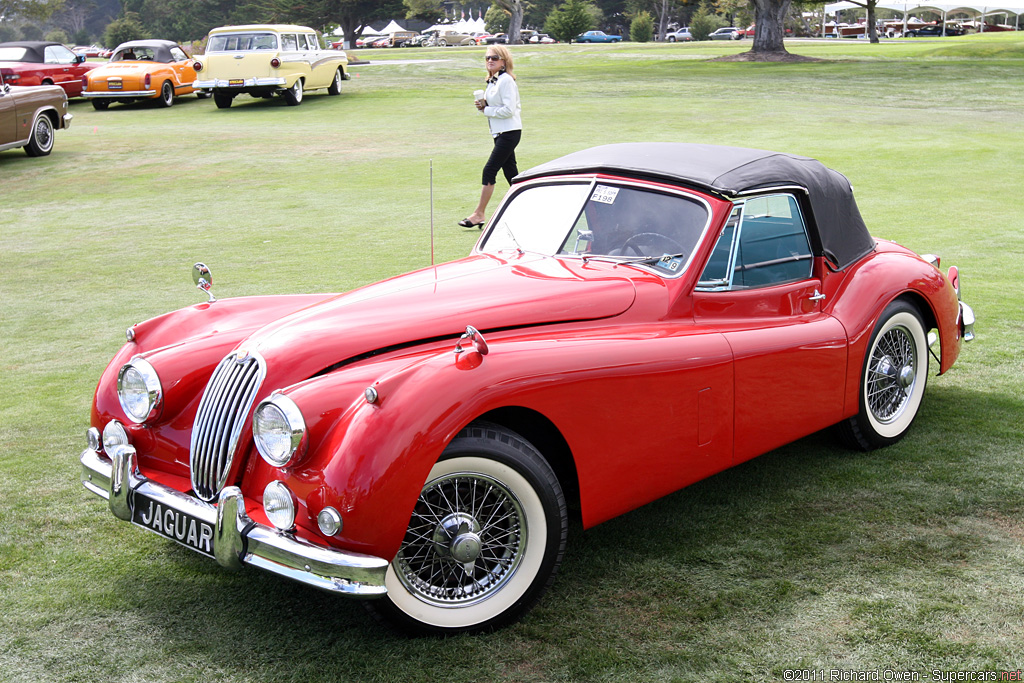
top-left (590, 185), bottom-right (619, 205)
top-left (656, 255), bottom-right (683, 272)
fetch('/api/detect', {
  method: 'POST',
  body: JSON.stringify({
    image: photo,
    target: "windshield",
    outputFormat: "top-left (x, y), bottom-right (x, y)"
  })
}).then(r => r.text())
top-left (208, 33), bottom-right (279, 51)
top-left (480, 181), bottom-right (710, 277)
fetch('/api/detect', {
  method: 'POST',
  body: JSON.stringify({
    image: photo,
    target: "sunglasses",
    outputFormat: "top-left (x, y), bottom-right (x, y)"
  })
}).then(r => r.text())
top-left (485, 55), bottom-right (503, 61)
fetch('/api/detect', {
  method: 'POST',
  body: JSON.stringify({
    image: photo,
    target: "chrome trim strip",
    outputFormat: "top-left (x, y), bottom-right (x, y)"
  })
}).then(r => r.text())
top-left (80, 446), bottom-right (389, 597)
top-left (83, 90), bottom-right (157, 97)
top-left (194, 77), bottom-right (287, 88)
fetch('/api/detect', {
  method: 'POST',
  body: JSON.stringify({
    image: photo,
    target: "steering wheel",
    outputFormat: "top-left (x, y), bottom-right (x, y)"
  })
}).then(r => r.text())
top-left (620, 232), bottom-right (686, 257)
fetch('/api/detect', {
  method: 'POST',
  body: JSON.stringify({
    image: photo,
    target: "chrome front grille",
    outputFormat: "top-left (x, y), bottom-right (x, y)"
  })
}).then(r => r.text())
top-left (189, 350), bottom-right (266, 502)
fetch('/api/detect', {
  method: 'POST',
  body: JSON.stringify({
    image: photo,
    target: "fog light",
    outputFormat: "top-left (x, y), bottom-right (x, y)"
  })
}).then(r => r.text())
top-left (102, 420), bottom-right (129, 452)
top-left (317, 507), bottom-right (343, 536)
top-left (87, 427), bottom-right (101, 452)
top-left (263, 481), bottom-right (296, 531)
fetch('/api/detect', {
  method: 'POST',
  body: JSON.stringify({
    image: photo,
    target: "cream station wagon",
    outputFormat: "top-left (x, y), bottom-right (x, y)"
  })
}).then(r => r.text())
top-left (193, 24), bottom-right (349, 108)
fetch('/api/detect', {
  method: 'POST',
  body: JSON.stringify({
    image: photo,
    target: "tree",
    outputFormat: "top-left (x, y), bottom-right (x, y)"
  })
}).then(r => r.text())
top-left (492, 0), bottom-right (525, 43)
top-left (630, 9), bottom-right (653, 40)
top-left (841, 0), bottom-right (881, 42)
top-left (485, 4), bottom-right (509, 34)
top-left (544, 0), bottom-right (594, 42)
top-left (0, 0), bottom-right (63, 22)
top-left (331, 0), bottom-right (403, 49)
top-left (404, 0), bottom-right (442, 22)
top-left (688, 0), bottom-right (723, 39)
top-left (749, 0), bottom-right (791, 54)
top-left (103, 12), bottom-right (148, 45)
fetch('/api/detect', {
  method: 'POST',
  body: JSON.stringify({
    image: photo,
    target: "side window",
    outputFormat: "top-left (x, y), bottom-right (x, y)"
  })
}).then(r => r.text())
top-left (697, 194), bottom-right (813, 290)
top-left (305, 34), bottom-right (319, 50)
top-left (170, 46), bottom-right (188, 61)
top-left (281, 34), bottom-right (299, 51)
top-left (45, 46), bottom-right (76, 64)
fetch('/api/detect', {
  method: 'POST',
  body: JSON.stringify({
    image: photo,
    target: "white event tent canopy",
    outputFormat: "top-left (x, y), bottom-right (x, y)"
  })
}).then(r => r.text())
top-left (823, 0), bottom-right (1024, 29)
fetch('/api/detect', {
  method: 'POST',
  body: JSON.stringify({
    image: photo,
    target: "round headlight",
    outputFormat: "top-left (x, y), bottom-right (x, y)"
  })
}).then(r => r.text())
top-left (102, 420), bottom-right (129, 452)
top-left (252, 395), bottom-right (306, 467)
top-left (117, 358), bottom-right (162, 424)
top-left (263, 481), bottom-right (296, 531)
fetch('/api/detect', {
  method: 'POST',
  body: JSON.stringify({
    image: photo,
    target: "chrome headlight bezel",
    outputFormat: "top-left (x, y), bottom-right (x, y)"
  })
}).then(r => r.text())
top-left (116, 358), bottom-right (162, 424)
top-left (252, 394), bottom-right (307, 468)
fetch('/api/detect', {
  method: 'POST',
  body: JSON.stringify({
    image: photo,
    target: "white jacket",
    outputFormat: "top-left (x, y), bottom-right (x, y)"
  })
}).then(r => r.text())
top-left (483, 72), bottom-right (522, 136)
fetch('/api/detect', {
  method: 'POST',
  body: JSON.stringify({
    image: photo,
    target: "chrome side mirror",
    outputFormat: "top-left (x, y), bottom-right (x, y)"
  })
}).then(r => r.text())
top-left (192, 262), bottom-right (215, 302)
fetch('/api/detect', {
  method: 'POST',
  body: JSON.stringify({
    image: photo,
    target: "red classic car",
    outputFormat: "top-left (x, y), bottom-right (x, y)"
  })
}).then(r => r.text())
top-left (1, 82), bottom-right (73, 156)
top-left (0, 41), bottom-right (100, 98)
top-left (79, 143), bottom-right (974, 635)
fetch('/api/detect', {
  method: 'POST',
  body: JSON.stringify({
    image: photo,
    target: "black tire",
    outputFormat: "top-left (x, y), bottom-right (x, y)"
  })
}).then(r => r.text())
top-left (196, 89), bottom-right (211, 99)
top-left (838, 300), bottom-right (929, 451)
top-left (327, 68), bottom-right (343, 96)
top-left (213, 91), bottom-right (233, 109)
top-left (366, 422), bottom-right (568, 635)
top-left (283, 78), bottom-right (303, 106)
top-left (91, 99), bottom-right (110, 111)
top-left (24, 113), bottom-right (54, 157)
top-left (158, 80), bottom-right (174, 107)
top-left (668, 36), bottom-right (676, 42)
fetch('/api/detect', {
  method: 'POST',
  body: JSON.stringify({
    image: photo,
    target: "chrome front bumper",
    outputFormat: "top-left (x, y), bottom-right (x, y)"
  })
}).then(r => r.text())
top-left (193, 77), bottom-right (287, 89)
top-left (83, 90), bottom-right (156, 98)
top-left (81, 446), bottom-right (388, 598)
top-left (959, 301), bottom-right (975, 342)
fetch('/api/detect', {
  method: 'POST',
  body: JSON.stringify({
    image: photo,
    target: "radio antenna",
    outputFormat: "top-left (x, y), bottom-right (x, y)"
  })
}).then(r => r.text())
top-left (429, 159), bottom-right (435, 266)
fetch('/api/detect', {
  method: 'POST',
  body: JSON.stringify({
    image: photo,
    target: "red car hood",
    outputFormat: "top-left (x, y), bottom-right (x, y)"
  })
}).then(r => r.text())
top-left (245, 253), bottom-right (637, 380)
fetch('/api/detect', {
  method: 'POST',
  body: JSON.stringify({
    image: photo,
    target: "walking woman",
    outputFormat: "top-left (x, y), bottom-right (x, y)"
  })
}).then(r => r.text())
top-left (459, 45), bottom-right (521, 228)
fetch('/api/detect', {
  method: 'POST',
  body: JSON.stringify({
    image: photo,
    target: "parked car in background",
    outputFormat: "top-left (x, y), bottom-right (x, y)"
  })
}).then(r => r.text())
top-left (77, 142), bottom-right (974, 635)
top-left (82, 40), bottom-right (203, 110)
top-left (710, 27), bottom-right (743, 39)
top-left (576, 30), bottom-right (622, 42)
top-left (439, 30), bottom-right (475, 46)
top-left (0, 41), bottom-right (100, 98)
top-left (666, 27), bottom-right (692, 41)
top-left (401, 33), bottom-right (433, 47)
top-left (529, 33), bottom-right (557, 44)
top-left (193, 24), bottom-right (349, 109)
top-left (72, 45), bottom-right (105, 58)
top-left (0, 82), bottom-right (72, 156)
top-left (904, 22), bottom-right (966, 36)
top-left (481, 33), bottom-right (507, 44)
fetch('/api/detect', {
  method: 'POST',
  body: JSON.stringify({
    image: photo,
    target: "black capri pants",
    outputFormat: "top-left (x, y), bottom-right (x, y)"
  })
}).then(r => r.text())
top-left (482, 130), bottom-right (522, 186)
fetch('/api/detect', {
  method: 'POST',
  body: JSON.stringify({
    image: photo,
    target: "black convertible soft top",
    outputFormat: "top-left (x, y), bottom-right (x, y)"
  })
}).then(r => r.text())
top-left (0, 42), bottom-right (66, 62)
top-left (112, 40), bottom-right (181, 63)
top-left (515, 143), bottom-right (876, 270)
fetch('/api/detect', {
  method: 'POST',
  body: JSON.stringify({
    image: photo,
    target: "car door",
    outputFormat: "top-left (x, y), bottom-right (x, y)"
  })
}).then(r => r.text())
top-left (167, 45), bottom-right (194, 93)
top-left (44, 44), bottom-right (83, 96)
top-left (693, 193), bottom-right (848, 464)
top-left (302, 33), bottom-right (331, 88)
top-left (0, 86), bottom-right (17, 144)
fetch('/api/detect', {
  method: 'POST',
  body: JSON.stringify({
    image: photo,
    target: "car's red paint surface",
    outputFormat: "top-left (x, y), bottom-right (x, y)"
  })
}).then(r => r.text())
top-left (81, 143), bottom-right (972, 633)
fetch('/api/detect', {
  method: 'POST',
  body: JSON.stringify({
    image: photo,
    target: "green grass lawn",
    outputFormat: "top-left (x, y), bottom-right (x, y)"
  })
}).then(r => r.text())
top-left (1, 35), bottom-right (1022, 682)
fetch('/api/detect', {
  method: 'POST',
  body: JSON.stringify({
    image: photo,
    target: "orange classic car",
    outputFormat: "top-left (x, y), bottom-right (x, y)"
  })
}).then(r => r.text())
top-left (82, 40), bottom-right (205, 109)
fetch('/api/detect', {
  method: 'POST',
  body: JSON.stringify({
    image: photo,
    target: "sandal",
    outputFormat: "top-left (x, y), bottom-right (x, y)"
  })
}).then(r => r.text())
top-left (458, 218), bottom-right (484, 228)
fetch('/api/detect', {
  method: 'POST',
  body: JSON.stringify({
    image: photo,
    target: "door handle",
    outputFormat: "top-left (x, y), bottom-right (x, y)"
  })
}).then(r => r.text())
top-left (809, 289), bottom-right (826, 302)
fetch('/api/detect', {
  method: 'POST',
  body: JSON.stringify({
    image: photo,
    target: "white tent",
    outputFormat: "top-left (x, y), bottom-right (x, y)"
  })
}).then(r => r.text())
top-left (379, 19), bottom-right (408, 34)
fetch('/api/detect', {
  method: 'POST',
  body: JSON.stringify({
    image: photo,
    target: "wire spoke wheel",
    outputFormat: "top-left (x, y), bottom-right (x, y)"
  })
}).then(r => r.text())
top-left (368, 423), bottom-right (567, 635)
top-left (395, 471), bottom-right (525, 607)
top-left (839, 300), bottom-right (928, 450)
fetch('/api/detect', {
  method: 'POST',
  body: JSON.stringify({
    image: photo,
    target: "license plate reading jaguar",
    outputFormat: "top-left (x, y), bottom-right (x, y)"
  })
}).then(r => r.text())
top-left (131, 492), bottom-right (215, 558)
top-left (107, 81), bottom-right (122, 90)
top-left (228, 78), bottom-right (244, 86)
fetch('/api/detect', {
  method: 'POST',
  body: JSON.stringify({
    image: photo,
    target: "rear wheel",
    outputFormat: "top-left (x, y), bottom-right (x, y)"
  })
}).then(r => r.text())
top-left (366, 423), bottom-right (567, 635)
top-left (213, 91), bottom-right (233, 109)
top-left (327, 68), bottom-right (343, 96)
top-left (283, 78), bottom-right (303, 106)
top-left (91, 99), bottom-right (110, 111)
top-left (158, 80), bottom-right (174, 107)
top-left (838, 300), bottom-right (929, 450)
top-left (24, 113), bottom-right (54, 157)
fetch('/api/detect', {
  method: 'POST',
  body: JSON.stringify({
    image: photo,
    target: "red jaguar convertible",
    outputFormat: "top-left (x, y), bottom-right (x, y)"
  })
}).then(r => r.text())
top-left (80, 143), bottom-right (974, 635)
